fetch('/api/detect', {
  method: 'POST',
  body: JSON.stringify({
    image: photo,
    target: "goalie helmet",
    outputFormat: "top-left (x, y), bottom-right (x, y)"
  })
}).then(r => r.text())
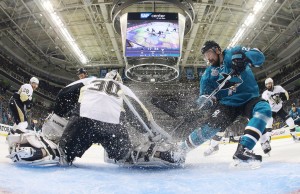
top-left (201, 40), bottom-right (221, 54)
top-left (105, 70), bottom-right (123, 84)
top-left (265, 78), bottom-right (273, 85)
top-left (30, 77), bottom-right (39, 85)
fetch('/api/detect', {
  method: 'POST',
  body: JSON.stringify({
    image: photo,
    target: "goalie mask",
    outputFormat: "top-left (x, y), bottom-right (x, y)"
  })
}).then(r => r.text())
top-left (105, 70), bottom-right (123, 84)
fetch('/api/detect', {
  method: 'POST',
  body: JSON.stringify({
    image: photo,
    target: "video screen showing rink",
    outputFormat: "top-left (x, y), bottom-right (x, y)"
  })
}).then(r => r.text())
top-left (125, 12), bottom-right (180, 57)
top-left (0, 130), bottom-right (299, 194)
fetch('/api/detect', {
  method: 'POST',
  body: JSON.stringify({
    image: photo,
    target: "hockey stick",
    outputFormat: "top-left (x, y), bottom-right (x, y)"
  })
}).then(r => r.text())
top-left (170, 71), bottom-right (234, 136)
top-left (199, 71), bottom-right (234, 109)
top-left (118, 90), bottom-right (173, 141)
top-left (278, 116), bottom-right (300, 129)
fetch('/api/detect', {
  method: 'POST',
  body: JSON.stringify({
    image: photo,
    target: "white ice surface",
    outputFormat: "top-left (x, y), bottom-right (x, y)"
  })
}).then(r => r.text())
top-left (0, 135), bottom-right (300, 194)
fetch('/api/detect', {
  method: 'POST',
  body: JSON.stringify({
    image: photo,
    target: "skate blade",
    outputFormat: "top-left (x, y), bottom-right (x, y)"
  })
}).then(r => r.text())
top-left (263, 151), bottom-right (271, 156)
top-left (230, 159), bottom-right (261, 170)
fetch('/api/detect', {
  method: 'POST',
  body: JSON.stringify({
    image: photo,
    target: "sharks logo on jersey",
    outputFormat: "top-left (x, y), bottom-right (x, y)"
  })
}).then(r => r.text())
top-left (217, 73), bottom-right (243, 96)
top-left (211, 68), bottom-right (219, 76)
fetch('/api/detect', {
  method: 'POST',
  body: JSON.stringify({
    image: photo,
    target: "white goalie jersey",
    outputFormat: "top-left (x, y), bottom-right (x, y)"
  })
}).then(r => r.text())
top-left (262, 85), bottom-right (288, 112)
top-left (79, 78), bottom-right (145, 124)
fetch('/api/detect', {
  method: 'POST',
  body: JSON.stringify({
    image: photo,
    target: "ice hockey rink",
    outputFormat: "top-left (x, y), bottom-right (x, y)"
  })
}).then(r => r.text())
top-left (0, 134), bottom-right (299, 194)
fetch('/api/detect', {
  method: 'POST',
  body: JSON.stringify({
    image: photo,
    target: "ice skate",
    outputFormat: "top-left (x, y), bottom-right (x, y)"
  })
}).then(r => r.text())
top-left (292, 135), bottom-right (300, 142)
top-left (261, 140), bottom-right (271, 155)
top-left (58, 147), bottom-right (72, 167)
top-left (143, 141), bottom-right (186, 167)
top-left (157, 149), bottom-right (186, 165)
top-left (232, 143), bottom-right (262, 169)
top-left (229, 136), bottom-right (238, 143)
top-left (203, 143), bottom-right (219, 156)
top-left (126, 142), bottom-right (185, 168)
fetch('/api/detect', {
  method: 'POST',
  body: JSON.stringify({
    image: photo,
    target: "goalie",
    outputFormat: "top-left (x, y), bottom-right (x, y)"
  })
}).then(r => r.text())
top-left (59, 70), bottom-right (184, 167)
top-left (7, 71), bottom-right (184, 167)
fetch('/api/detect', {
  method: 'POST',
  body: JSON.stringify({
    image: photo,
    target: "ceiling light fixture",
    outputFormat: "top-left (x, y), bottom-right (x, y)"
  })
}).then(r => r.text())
top-left (40, 0), bottom-right (88, 64)
top-left (228, 0), bottom-right (267, 47)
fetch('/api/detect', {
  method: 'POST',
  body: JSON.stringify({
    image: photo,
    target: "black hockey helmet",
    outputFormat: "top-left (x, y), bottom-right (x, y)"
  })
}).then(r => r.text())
top-left (201, 40), bottom-right (221, 54)
top-left (77, 68), bottom-right (88, 75)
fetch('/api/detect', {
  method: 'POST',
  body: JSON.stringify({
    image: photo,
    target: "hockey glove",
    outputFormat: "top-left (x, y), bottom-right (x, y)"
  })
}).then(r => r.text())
top-left (231, 52), bottom-right (250, 75)
top-left (196, 95), bottom-right (215, 110)
top-left (25, 100), bottom-right (32, 110)
top-left (279, 92), bottom-right (288, 101)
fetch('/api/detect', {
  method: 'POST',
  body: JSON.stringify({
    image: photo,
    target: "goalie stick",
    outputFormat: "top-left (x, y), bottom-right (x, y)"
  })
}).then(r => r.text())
top-left (118, 90), bottom-right (172, 142)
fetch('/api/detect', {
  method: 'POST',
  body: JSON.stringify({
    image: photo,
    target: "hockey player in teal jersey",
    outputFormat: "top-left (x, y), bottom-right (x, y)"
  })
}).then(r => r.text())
top-left (289, 103), bottom-right (300, 126)
top-left (178, 40), bottom-right (272, 165)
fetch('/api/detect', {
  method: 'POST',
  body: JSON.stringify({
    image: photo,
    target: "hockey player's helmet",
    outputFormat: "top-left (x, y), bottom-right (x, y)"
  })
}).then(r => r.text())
top-left (30, 77), bottom-right (39, 85)
top-left (105, 70), bottom-right (123, 84)
top-left (265, 78), bottom-right (273, 85)
top-left (201, 40), bottom-right (221, 54)
top-left (77, 68), bottom-right (88, 75)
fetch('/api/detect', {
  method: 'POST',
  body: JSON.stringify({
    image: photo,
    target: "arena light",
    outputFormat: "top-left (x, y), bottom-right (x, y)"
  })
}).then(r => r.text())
top-left (41, 0), bottom-right (88, 64)
top-left (228, 0), bottom-right (266, 47)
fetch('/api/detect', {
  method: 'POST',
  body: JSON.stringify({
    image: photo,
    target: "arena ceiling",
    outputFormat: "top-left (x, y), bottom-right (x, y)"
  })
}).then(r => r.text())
top-left (0, 0), bottom-right (299, 82)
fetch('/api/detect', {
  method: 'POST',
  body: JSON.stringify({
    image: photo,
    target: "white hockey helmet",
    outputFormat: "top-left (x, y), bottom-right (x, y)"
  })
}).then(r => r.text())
top-left (265, 78), bottom-right (273, 85)
top-left (30, 77), bottom-right (39, 85)
top-left (105, 70), bottom-right (123, 84)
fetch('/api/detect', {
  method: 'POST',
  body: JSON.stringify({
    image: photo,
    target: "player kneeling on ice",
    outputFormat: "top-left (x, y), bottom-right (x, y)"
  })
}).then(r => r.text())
top-left (58, 70), bottom-right (184, 167)
top-left (176, 41), bottom-right (272, 168)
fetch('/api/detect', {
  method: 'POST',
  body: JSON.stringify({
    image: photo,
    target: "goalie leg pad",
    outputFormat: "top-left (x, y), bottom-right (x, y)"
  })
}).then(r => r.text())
top-left (6, 134), bottom-right (29, 148)
top-left (7, 132), bottom-right (58, 150)
top-left (8, 147), bottom-right (43, 162)
top-left (7, 132), bottom-right (60, 164)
